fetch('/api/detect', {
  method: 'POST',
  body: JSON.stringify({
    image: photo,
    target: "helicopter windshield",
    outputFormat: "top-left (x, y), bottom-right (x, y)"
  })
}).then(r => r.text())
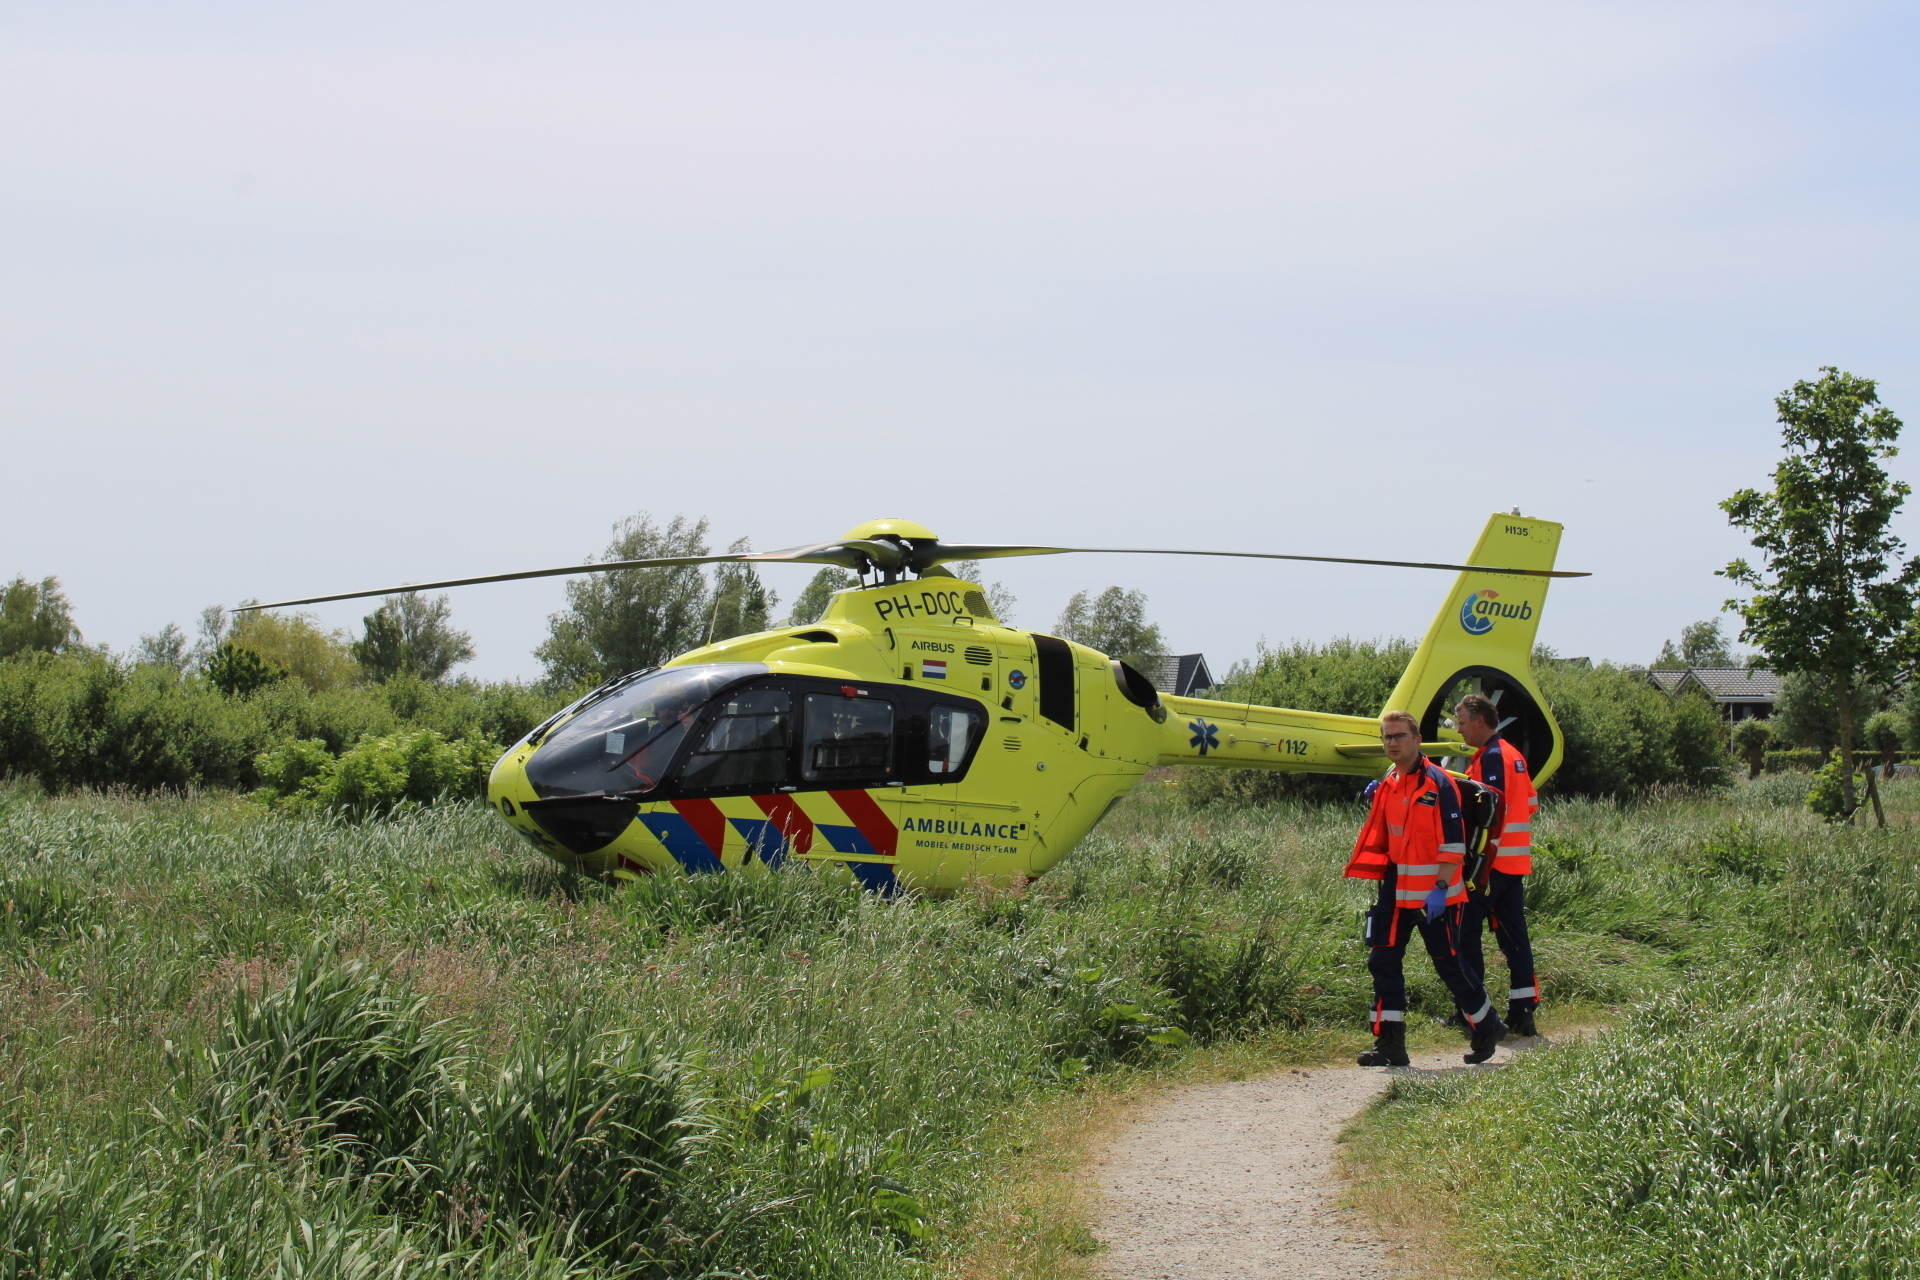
top-left (524, 663), bottom-right (766, 798)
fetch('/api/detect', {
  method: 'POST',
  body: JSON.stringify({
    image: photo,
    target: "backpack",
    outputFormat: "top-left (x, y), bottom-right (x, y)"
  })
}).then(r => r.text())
top-left (1452, 774), bottom-right (1505, 891)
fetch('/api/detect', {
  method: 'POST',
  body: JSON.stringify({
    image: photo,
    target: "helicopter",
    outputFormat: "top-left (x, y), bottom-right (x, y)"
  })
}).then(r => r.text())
top-left (243, 512), bottom-right (1585, 893)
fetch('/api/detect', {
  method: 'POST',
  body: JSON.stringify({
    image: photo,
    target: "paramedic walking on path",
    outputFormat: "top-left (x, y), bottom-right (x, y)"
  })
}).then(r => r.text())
top-left (1347, 710), bottom-right (1509, 1067)
top-left (1455, 693), bottom-right (1541, 1038)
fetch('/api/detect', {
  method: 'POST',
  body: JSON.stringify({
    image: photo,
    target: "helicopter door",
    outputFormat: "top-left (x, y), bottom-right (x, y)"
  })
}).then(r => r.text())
top-left (799, 691), bottom-right (903, 890)
top-left (676, 687), bottom-right (793, 793)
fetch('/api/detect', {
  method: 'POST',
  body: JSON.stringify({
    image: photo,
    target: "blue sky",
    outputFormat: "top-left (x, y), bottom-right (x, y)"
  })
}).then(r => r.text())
top-left (5, 2), bottom-right (1918, 678)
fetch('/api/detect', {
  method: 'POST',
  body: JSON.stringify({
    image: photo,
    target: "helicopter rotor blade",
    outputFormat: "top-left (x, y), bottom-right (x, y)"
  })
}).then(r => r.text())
top-left (905, 543), bottom-right (1069, 567)
top-left (240, 530), bottom-right (1587, 611)
top-left (917, 543), bottom-right (1588, 579)
top-left (238, 553), bottom-right (769, 611)
top-left (237, 540), bottom-right (909, 613)
top-left (743, 539), bottom-right (906, 570)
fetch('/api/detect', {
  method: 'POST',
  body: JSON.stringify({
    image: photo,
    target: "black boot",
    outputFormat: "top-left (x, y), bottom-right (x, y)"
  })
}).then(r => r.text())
top-left (1357, 1021), bottom-right (1410, 1067)
top-left (1505, 1002), bottom-right (1538, 1039)
top-left (1464, 1012), bottom-right (1508, 1064)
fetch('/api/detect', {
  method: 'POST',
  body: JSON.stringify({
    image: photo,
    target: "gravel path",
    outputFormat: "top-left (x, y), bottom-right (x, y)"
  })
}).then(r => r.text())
top-left (1092, 1036), bottom-right (1526, 1279)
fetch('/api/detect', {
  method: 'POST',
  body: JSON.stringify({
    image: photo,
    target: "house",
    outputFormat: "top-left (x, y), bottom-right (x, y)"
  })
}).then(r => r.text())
top-left (1643, 667), bottom-right (1779, 720)
top-left (1153, 653), bottom-right (1217, 698)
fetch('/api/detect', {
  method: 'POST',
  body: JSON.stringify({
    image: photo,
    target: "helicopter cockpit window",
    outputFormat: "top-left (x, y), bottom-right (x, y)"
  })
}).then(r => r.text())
top-left (524, 663), bottom-right (766, 798)
top-left (927, 706), bottom-right (982, 775)
top-left (677, 688), bottom-right (792, 792)
top-left (802, 694), bottom-right (894, 782)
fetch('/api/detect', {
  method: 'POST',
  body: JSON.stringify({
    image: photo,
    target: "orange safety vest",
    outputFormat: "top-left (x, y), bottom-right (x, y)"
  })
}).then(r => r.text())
top-left (1345, 760), bottom-right (1470, 908)
top-left (1467, 737), bottom-right (1536, 875)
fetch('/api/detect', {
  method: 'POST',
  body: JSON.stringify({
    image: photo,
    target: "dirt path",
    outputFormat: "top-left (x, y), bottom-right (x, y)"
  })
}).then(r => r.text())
top-left (1091, 1036), bottom-right (1532, 1279)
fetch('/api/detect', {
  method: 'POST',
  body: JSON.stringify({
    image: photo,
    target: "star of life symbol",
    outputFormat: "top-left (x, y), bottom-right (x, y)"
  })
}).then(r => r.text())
top-left (1189, 719), bottom-right (1219, 755)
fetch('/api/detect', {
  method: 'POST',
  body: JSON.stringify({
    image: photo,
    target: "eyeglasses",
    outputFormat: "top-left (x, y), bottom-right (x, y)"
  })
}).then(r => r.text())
top-left (1382, 731), bottom-right (1414, 744)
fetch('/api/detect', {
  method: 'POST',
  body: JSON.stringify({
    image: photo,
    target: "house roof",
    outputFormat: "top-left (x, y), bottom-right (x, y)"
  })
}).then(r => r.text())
top-left (1153, 653), bottom-right (1216, 697)
top-left (1641, 666), bottom-right (1780, 702)
top-left (1677, 667), bottom-right (1780, 701)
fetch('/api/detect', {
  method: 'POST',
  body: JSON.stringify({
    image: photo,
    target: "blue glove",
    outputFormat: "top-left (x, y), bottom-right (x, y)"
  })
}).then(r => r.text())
top-left (1424, 882), bottom-right (1449, 921)
top-left (1362, 779), bottom-right (1380, 802)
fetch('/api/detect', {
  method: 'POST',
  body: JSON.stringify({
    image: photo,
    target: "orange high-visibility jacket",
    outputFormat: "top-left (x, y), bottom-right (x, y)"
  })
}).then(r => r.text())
top-left (1345, 761), bottom-right (1470, 907)
top-left (1467, 736), bottom-right (1537, 875)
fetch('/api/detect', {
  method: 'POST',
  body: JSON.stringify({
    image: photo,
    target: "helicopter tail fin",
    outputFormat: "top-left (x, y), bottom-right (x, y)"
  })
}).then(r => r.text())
top-left (1383, 513), bottom-right (1566, 786)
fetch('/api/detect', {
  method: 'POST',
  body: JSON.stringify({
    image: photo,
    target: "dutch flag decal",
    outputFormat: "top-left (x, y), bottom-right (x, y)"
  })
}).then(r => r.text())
top-left (922, 659), bottom-right (948, 680)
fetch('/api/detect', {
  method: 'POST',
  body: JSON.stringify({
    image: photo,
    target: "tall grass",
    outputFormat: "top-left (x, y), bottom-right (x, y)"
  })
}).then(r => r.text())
top-left (1356, 774), bottom-right (1920, 1280)
top-left (0, 772), bottom-right (1834, 1276)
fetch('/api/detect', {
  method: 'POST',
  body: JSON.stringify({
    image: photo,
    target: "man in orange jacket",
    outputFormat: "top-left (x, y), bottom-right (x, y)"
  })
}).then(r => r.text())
top-left (1454, 693), bottom-right (1541, 1038)
top-left (1347, 709), bottom-right (1508, 1067)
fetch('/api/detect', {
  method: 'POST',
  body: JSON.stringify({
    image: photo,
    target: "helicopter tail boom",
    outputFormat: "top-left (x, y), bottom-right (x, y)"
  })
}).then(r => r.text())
top-left (1151, 697), bottom-right (1399, 775)
top-left (1147, 513), bottom-right (1567, 786)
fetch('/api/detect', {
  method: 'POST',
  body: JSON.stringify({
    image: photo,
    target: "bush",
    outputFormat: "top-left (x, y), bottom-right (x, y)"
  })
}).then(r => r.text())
top-left (255, 729), bottom-right (498, 817)
top-left (0, 649), bottom-right (566, 794)
top-left (1730, 717), bottom-right (1773, 779)
top-left (253, 737), bottom-right (333, 799)
top-left (1803, 758), bottom-right (1873, 822)
top-left (1533, 664), bottom-right (1728, 796)
top-left (1865, 708), bottom-right (1902, 769)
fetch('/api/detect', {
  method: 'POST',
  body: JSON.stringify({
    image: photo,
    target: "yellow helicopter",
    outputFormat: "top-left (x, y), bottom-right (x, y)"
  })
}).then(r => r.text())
top-left (246, 512), bottom-right (1585, 892)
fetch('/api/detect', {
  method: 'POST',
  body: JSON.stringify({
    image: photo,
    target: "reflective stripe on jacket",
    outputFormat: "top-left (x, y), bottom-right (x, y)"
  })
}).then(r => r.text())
top-left (1468, 736), bottom-right (1537, 875)
top-left (1345, 760), bottom-right (1470, 906)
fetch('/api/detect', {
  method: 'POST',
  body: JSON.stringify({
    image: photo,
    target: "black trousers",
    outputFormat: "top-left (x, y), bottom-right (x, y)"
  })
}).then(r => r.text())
top-left (1457, 870), bottom-right (1538, 1011)
top-left (1366, 879), bottom-right (1498, 1032)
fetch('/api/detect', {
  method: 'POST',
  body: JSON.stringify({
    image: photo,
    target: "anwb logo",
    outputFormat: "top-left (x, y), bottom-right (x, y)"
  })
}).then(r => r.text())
top-left (1459, 589), bottom-right (1533, 636)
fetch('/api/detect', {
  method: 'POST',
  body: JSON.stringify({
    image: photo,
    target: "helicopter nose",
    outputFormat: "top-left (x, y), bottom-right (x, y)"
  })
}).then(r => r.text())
top-left (521, 797), bottom-right (640, 854)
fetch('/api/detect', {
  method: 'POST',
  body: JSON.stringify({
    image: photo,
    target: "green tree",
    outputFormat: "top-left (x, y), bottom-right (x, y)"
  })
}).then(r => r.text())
top-left (189, 604), bottom-right (229, 672)
top-left (1652, 618), bottom-right (1737, 669)
top-left (227, 610), bottom-right (361, 692)
top-left (0, 575), bottom-right (81, 658)
top-left (134, 622), bottom-right (191, 671)
top-left (1864, 709), bottom-right (1903, 776)
top-left (1772, 670), bottom-right (1856, 756)
top-left (1722, 367), bottom-right (1918, 823)
top-left (703, 539), bottom-right (778, 644)
top-left (204, 641), bottom-right (289, 697)
top-left (1053, 586), bottom-right (1166, 670)
top-left (353, 593), bottom-right (475, 684)
top-left (1729, 717), bottom-right (1772, 780)
top-left (785, 567), bottom-right (859, 626)
top-left (536, 514), bottom-right (712, 686)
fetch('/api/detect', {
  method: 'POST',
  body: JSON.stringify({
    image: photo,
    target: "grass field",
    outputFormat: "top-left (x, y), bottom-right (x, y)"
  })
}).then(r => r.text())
top-left (1348, 774), bottom-right (1920, 1280)
top-left (0, 769), bottom-right (1876, 1277)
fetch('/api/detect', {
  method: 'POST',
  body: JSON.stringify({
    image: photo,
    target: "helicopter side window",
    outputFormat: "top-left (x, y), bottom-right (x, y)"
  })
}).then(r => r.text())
top-left (801, 694), bottom-right (894, 783)
top-left (927, 706), bottom-right (983, 775)
top-left (677, 688), bottom-right (792, 791)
